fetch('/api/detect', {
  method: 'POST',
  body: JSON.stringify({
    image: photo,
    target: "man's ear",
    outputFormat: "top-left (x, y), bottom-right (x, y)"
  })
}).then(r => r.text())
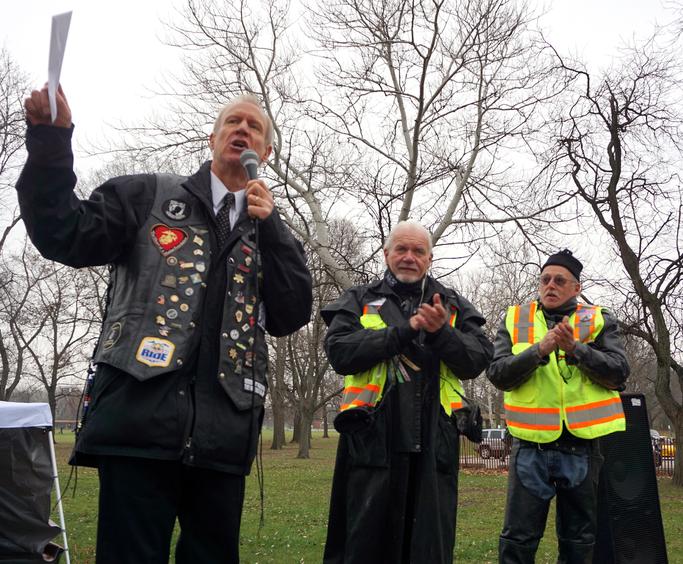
top-left (209, 132), bottom-right (215, 152)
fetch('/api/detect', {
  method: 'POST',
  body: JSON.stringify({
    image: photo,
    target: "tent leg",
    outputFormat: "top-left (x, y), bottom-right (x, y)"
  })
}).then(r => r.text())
top-left (48, 430), bottom-right (71, 564)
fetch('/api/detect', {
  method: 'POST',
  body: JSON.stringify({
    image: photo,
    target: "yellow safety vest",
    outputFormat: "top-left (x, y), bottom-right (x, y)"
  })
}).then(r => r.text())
top-left (340, 301), bottom-right (465, 416)
top-left (503, 301), bottom-right (625, 442)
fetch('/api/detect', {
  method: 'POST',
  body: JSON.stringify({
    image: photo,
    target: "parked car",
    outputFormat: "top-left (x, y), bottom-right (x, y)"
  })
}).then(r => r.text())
top-left (477, 428), bottom-right (511, 459)
top-left (651, 429), bottom-right (663, 467)
top-left (661, 438), bottom-right (676, 458)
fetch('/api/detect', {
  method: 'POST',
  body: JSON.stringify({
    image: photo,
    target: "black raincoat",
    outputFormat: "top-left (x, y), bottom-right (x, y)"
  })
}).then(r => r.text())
top-left (321, 274), bottom-right (493, 564)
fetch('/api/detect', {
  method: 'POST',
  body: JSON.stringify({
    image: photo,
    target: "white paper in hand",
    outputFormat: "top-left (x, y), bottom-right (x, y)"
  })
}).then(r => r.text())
top-left (48, 11), bottom-right (72, 123)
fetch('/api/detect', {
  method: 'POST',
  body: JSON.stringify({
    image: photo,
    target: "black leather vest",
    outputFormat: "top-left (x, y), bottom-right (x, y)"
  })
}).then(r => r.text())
top-left (95, 173), bottom-right (268, 410)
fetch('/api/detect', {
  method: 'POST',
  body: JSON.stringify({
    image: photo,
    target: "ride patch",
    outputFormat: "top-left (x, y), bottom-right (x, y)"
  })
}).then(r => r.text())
top-left (135, 337), bottom-right (175, 367)
top-left (151, 224), bottom-right (188, 255)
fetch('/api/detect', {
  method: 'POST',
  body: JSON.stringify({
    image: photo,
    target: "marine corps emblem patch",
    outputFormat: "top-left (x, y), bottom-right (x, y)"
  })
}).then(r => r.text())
top-left (151, 224), bottom-right (188, 255)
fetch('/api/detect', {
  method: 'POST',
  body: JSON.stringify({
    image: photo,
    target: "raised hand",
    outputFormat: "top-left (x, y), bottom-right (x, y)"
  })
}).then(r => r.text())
top-left (24, 84), bottom-right (72, 128)
top-left (410, 293), bottom-right (448, 333)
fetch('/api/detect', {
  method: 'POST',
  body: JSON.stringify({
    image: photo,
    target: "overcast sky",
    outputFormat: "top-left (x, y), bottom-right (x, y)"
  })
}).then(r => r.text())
top-left (0, 0), bottom-right (668, 170)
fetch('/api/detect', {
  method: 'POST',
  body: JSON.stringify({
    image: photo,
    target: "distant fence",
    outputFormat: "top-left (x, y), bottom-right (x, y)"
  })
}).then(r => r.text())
top-left (459, 436), bottom-right (676, 477)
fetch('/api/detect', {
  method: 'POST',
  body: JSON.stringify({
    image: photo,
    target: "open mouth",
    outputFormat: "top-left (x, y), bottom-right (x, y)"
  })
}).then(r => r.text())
top-left (230, 139), bottom-right (249, 150)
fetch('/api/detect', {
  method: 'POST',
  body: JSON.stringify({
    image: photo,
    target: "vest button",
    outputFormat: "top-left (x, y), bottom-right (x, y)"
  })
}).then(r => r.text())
top-left (222, 332), bottom-right (228, 338)
top-left (176, 358), bottom-right (183, 366)
top-left (189, 322), bottom-right (196, 329)
top-left (219, 372), bottom-right (226, 379)
top-left (179, 390), bottom-right (185, 396)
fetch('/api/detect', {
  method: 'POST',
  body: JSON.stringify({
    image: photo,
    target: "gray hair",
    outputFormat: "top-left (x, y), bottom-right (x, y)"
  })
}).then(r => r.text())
top-left (384, 220), bottom-right (433, 253)
top-left (213, 94), bottom-right (274, 146)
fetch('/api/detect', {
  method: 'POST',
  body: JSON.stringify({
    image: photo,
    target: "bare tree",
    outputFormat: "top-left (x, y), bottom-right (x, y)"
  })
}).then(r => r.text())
top-left (0, 48), bottom-right (29, 253)
top-left (556, 38), bottom-right (683, 485)
top-left (449, 236), bottom-right (538, 426)
top-left (267, 335), bottom-right (289, 449)
top-left (15, 245), bottom-right (100, 421)
top-left (113, 0), bottom-right (572, 293)
top-left (0, 240), bottom-right (52, 400)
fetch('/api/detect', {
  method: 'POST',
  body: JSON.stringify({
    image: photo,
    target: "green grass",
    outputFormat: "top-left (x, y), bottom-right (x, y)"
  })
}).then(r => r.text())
top-left (50, 432), bottom-right (683, 563)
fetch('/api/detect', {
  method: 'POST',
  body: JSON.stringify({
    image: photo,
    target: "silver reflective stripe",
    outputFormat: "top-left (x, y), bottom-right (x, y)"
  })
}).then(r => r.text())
top-left (566, 398), bottom-right (624, 428)
top-left (505, 405), bottom-right (560, 429)
top-left (341, 383), bottom-right (381, 410)
top-left (574, 305), bottom-right (597, 342)
top-left (513, 303), bottom-right (536, 344)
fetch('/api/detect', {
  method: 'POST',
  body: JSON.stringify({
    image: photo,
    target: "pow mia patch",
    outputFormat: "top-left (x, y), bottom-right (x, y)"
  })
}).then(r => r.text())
top-left (102, 322), bottom-right (123, 350)
top-left (164, 199), bottom-right (191, 221)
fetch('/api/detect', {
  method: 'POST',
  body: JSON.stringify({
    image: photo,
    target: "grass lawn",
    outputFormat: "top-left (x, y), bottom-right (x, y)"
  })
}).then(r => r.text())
top-left (50, 431), bottom-right (682, 563)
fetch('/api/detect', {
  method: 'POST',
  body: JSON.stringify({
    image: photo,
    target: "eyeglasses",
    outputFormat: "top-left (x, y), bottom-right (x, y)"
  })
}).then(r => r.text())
top-left (540, 274), bottom-right (577, 287)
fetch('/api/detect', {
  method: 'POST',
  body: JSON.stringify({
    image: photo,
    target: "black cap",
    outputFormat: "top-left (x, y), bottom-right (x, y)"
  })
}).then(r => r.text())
top-left (542, 249), bottom-right (583, 281)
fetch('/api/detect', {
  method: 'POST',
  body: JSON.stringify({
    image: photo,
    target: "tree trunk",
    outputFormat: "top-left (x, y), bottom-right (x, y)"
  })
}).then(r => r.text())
top-left (297, 410), bottom-right (313, 459)
top-left (269, 337), bottom-right (287, 450)
top-left (291, 411), bottom-right (301, 444)
top-left (673, 416), bottom-right (683, 487)
top-left (270, 396), bottom-right (286, 450)
top-left (322, 404), bottom-right (329, 438)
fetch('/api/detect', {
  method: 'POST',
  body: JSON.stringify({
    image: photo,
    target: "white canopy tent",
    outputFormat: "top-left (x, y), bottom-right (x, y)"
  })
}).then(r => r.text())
top-left (0, 402), bottom-right (70, 564)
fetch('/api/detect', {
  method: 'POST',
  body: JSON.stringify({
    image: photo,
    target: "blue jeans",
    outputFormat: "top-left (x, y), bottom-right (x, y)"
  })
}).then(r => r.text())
top-left (499, 438), bottom-right (603, 564)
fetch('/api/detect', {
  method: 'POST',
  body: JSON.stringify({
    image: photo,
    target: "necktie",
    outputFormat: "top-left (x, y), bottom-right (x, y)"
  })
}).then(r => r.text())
top-left (216, 192), bottom-right (235, 247)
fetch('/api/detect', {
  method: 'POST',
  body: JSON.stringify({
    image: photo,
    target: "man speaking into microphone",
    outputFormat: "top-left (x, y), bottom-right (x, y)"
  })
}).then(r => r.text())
top-left (17, 86), bottom-right (312, 563)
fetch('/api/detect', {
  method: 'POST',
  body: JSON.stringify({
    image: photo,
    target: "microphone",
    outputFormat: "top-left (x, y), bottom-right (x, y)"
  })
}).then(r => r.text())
top-left (240, 149), bottom-right (260, 180)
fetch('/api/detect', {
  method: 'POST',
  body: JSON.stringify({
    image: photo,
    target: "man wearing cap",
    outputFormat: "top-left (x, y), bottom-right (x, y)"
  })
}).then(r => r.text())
top-left (321, 220), bottom-right (493, 564)
top-left (487, 250), bottom-right (629, 563)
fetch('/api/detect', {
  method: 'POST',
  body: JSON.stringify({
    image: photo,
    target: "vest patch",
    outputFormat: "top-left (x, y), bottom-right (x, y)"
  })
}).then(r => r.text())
top-left (243, 378), bottom-right (266, 397)
top-left (151, 224), bottom-right (188, 255)
top-left (102, 322), bottom-right (123, 350)
top-left (136, 337), bottom-right (175, 367)
top-left (163, 199), bottom-right (191, 221)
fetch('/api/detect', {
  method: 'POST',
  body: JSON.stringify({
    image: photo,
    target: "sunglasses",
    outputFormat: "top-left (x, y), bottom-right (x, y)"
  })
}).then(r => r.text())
top-left (540, 274), bottom-right (577, 287)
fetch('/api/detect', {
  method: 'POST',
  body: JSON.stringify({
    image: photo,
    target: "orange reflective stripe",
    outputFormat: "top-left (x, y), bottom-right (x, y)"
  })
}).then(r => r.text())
top-left (565, 397), bottom-right (622, 413)
top-left (506, 420), bottom-right (561, 431)
top-left (341, 383), bottom-right (382, 411)
top-left (573, 304), bottom-right (582, 340)
top-left (512, 303), bottom-right (536, 344)
top-left (567, 412), bottom-right (625, 429)
top-left (363, 304), bottom-right (380, 315)
top-left (528, 301), bottom-right (536, 343)
top-left (565, 396), bottom-right (624, 428)
top-left (573, 305), bottom-right (598, 342)
top-left (505, 402), bottom-right (560, 430)
top-left (504, 404), bottom-right (560, 415)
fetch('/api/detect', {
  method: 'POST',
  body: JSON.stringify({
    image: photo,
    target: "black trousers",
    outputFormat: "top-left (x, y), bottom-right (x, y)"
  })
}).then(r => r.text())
top-left (96, 456), bottom-right (245, 564)
top-left (499, 439), bottom-right (603, 564)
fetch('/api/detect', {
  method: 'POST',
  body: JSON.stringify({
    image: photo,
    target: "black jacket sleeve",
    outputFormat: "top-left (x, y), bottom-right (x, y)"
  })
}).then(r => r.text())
top-left (566, 309), bottom-right (630, 390)
top-left (16, 124), bottom-right (155, 267)
top-left (258, 211), bottom-right (312, 337)
top-left (487, 307), bottom-right (630, 392)
top-left (322, 288), bottom-right (417, 375)
top-left (424, 295), bottom-right (493, 380)
top-left (322, 288), bottom-right (493, 378)
top-left (486, 317), bottom-right (544, 391)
